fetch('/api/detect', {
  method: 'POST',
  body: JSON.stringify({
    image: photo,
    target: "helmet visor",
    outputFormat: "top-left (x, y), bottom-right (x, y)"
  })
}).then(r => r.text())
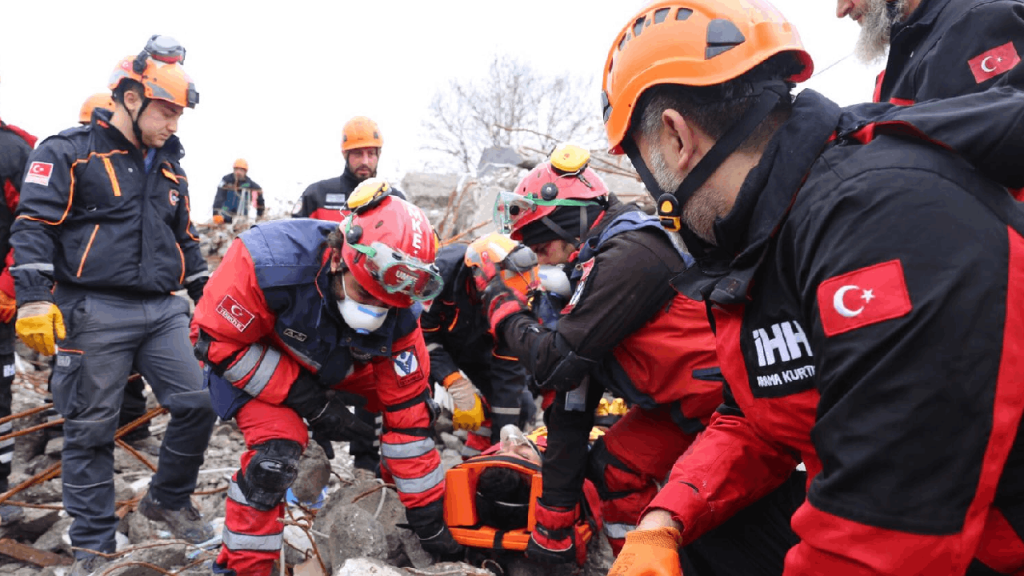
top-left (493, 190), bottom-right (600, 234)
top-left (358, 241), bottom-right (443, 302)
top-left (494, 191), bottom-right (538, 234)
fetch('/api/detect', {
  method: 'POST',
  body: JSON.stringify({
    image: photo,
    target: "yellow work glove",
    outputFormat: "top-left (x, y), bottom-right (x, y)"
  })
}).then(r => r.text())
top-left (212, 214), bottom-right (225, 224)
top-left (447, 376), bottom-right (485, 431)
top-left (15, 301), bottom-right (66, 356)
top-left (608, 527), bottom-right (684, 576)
top-left (0, 292), bottom-right (16, 323)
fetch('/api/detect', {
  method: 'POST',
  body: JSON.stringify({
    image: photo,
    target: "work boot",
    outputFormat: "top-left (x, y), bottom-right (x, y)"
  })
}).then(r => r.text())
top-left (0, 504), bottom-right (23, 526)
top-left (70, 554), bottom-right (108, 576)
top-left (137, 491), bottom-right (214, 543)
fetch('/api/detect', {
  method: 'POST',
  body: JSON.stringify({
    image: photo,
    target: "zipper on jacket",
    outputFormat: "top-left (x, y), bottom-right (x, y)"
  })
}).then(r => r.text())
top-left (77, 225), bottom-right (100, 277)
top-left (101, 157), bottom-right (121, 197)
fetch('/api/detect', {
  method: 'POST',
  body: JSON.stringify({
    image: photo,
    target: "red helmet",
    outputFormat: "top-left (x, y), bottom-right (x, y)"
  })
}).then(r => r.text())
top-left (496, 144), bottom-right (608, 242)
top-left (340, 179), bottom-right (441, 308)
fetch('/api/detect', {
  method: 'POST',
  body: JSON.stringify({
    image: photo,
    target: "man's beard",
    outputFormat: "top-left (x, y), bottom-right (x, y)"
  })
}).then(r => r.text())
top-left (348, 162), bottom-right (377, 182)
top-left (855, 0), bottom-right (910, 64)
top-left (648, 143), bottom-right (723, 246)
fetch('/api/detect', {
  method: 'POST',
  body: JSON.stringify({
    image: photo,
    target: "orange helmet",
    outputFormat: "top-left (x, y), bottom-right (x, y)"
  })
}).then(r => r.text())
top-left (108, 35), bottom-right (199, 109)
top-left (340, 179), bottom-right (441, 308)
top-left (495, 144), bottom-right (608, 244)
top-left (602, 0), bottom-right (812, 154)
top-left (233, 158), bottom-right (248, 171)
top-left (79, 93), bottom-right (115, 124)
top-left (341, 116), bottom-right (383, 152)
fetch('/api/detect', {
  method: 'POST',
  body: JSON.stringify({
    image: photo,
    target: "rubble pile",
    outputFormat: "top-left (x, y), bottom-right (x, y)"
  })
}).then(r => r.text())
top-left (0, 154), bottom-right (635, 574)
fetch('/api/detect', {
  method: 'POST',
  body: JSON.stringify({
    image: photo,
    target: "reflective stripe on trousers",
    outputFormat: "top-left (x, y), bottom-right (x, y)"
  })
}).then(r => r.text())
top-left (222, 528), bottom-right (283, 552)
top-left (392, 466), bottom-right (444, 494)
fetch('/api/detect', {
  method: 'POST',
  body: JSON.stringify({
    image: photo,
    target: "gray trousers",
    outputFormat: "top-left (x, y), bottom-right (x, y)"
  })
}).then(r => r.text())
top-left (51, 289), bottom-right (216, 557)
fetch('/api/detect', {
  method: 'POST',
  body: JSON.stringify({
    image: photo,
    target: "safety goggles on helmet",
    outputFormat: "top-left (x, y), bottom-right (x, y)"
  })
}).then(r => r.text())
top-left (135, 35), bottom-right (187, 71)
top-left (493, 190), bottom-right (596, 235)
top-left (343, 219), bottom-right (443, 303)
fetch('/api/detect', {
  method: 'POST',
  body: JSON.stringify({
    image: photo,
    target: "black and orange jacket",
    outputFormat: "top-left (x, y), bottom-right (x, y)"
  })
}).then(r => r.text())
top-left (875, 0), bottom-right (1024, 104)
top-left (421, 243), bottom-right (530, 441)
top-left (10, 109), bottom-right (206, 305)
top-left (650, 89), bottom-right (1024, 574)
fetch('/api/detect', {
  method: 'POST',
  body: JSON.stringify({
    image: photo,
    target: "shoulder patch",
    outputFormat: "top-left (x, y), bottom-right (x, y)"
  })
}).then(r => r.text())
top-left (817, 259), bottom-right (912, 337)
top-left (968, 41), bottom-right (1020, 84)
top-left (216, 295), bottom-right (256, 332)
top-left (25, 161), bottom-right (53, 186)
top-left (393, 347), bottom-right (424, 386)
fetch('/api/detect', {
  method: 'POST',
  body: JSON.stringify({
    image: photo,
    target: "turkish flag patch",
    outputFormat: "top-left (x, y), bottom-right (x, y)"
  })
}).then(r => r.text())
top-left (24, 162), bottom-right (53, 186)
top-left (817, 260), bottom-right (912, 337)
top-left (968, 41), bottom-right (1021, 84)
top-left (216, 295), bottom-right (256, 332)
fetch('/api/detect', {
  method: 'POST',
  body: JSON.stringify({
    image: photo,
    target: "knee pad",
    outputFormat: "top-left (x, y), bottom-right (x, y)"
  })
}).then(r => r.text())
top-left (238, 439), bottom-right (302, 511)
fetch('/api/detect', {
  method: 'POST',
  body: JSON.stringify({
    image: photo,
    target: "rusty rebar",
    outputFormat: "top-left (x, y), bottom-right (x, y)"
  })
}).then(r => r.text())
top-left (115, 439), bottom-right (157, 472)
top-left (0, 402), bottom-right (54, 427)
top-left (0, 418), bottom-right (64, 443)
top-left (0, 461), bottom-right (62, 505)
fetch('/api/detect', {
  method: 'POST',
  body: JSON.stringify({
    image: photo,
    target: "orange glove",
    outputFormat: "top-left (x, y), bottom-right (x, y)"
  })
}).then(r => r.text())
top-left (608, 527), bottom-right (684, 576)
top-left (212, 214), bottom-right (225, 224)
top-left (0, 292), bottom-right (16, 323)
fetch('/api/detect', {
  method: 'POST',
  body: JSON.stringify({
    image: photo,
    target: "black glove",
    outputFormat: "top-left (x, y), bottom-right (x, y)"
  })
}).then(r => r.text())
top-left (405, 500), bottom-right (465, 559)
top-left (186, 276), bottom-right (208, 304)
top-left (285, 374), bottom-right (375, 451)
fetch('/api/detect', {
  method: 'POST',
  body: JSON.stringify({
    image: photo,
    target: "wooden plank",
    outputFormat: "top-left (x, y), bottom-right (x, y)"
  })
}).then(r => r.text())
top-left (0, 538), bottom-right (73, 566)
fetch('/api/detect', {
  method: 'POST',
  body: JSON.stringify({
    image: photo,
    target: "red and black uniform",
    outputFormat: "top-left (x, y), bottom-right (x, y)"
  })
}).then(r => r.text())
top-left (496, 196), bottom-right (722, 553)
top-left (0, 119), bottom-right (34, 490)
top-left (422, 244), bottom-right (533, 457)
top-left (874, 0), bottom-right (1024, 104)
top-left (193, 219), bottom-right (444, 576)
top-left (651, 89), bottom-right (1024, 575)
top-left (291, 166), bottom-right (360, 221)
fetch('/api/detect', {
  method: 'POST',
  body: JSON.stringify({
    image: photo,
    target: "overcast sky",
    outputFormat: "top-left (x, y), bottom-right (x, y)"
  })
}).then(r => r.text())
top-left (0, 1), bottom-right (876, 220)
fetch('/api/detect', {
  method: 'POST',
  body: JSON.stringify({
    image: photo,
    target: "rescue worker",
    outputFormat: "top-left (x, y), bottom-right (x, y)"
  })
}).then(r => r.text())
top-left (0, 114), bottom-right (35, 526)
top-left (78, 92), bottom-right (154, 452)
top-left (10, 36), bottom-right (216, 576)
top-left (213, 159), bottom-right (264, 224)
top-left (422, 235), bottom-right (537, 458)
top-left (471, 144), bottom-right (723, 561)
top-left (835, 0), bottom-right (1024, 103)
top-left (599, 1), bottom-right (1024, 574)
top-left (292, 116), bottom-right (386, 220)
top-left (292, 115), bottom-right (398, 480)
top-left (193, 180), bottom-right (462, 576)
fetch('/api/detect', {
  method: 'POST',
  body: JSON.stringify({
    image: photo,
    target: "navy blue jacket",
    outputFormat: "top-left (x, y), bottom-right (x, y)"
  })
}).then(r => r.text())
top-left (10, 109), bottom-right (207, 304)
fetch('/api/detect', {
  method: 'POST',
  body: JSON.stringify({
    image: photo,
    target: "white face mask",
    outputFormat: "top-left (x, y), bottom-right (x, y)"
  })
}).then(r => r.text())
top-left (538, 265), bottom-right (571, 298)
top-left (338, 275), bottom-right (389, 334)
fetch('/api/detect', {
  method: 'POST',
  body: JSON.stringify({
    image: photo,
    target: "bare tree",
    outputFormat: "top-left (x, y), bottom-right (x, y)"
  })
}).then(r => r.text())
top-left (422, 55), bottom-right (605, 172)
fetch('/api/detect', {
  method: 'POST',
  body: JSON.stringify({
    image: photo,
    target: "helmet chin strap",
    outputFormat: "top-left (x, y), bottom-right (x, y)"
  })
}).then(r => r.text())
top-left (129, 97), bottom-right (151, 150)
top-left (621, 82), bottom-right (788, 226)
top-left (539, 205), bottom-right (594, 249)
